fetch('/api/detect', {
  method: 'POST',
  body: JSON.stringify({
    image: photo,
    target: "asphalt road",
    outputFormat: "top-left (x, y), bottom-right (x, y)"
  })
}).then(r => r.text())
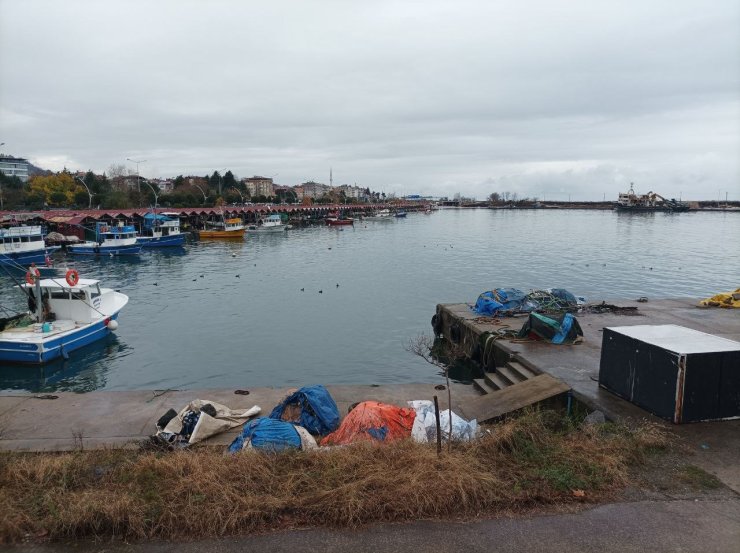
top-left (9, 499), bottom-right (740, 553)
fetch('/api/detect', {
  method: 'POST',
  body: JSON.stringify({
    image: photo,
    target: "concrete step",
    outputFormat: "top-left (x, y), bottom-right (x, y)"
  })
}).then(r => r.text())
top-left (507, 360), bottom-right (537, 380)
top-left (484, 371), bottom-right (509, 390)
top-left (473, 378), bottom-right (497, 395)
top-left (497, 365), bottom-right (526, 385)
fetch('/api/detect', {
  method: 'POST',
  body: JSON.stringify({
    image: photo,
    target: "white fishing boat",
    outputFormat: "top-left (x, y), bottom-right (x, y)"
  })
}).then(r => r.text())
top-left (0, 225), bottom-right (60, 267)
top-left (365, 208), bottom-right (392, 220)
top-left (0, 270), bottom-right (128, 364)
top-left (246, 213), bottom-right (288, 233)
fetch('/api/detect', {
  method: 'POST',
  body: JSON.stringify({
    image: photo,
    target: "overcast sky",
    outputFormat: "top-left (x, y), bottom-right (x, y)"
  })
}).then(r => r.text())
top-left (1, 0), bottom-right (738, 200)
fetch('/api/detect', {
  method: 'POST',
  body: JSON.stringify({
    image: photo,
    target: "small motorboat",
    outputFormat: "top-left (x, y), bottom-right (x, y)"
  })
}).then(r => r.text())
top-left (0, 270), bottom-right (128, 364)
top-left (394, 210), bottom-right (407, 218)
top-left (68, 223), bottom-right (142, 255)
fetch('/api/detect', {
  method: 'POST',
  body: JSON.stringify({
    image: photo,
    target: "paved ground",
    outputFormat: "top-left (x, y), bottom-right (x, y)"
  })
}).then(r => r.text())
top-left (8, 499), bottom-right (740, 553)
top-left (0, 382), bottom-right (479, 451)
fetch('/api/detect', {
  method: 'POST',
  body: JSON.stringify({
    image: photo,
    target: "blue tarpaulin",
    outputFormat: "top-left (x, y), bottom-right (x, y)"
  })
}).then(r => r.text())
top-left (228, 417), bottom-right (302, 452)
top-left (473, 288), bottom-right (537, 316)
top-left (269, 385), bottom-right (340, 435)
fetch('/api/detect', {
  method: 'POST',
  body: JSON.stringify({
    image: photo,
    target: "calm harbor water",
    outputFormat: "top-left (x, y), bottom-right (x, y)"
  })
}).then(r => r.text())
top-left (1, 209), bottom-right (738, 393)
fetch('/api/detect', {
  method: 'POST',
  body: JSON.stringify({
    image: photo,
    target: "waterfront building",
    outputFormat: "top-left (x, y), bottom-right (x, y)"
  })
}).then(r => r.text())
top-left (301, 181), bottom-right (329, 199)
top-left (243, 176), bottom-right (275, 198)
top-left (0, 155), bottom-right (29, 182)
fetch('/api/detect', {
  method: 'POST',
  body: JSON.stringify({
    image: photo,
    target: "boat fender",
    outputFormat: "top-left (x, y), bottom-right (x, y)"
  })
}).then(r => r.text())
top-left (25, 265), bottom-right (41, 285)
top-left (107, 319), bottom-right (119, 331)
top-left (65, 269), bottom-right (80, 287)
top-left (431, 314), bottom-right (443, 336)
top-left (449, 323), bottom-right (462, 344)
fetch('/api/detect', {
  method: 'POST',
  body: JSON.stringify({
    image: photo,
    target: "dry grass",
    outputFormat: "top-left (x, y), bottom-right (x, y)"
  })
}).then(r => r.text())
top-left (0, 410), bottom-right (669, 543)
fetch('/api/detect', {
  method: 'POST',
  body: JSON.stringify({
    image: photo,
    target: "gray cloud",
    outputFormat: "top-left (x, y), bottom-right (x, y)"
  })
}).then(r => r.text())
top-left (1, 0), bottom-right (738, 200)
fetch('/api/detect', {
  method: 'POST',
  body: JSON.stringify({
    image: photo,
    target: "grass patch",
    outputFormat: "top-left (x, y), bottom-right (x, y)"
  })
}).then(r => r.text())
top-left (676, 465), bottom-right (723, 490)
top-left (0, 410), bottom-right (668, 543)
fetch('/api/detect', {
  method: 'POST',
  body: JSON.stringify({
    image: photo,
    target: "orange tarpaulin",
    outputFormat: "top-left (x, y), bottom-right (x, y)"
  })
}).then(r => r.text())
top-left (321, 401), bottom-right (416, 446)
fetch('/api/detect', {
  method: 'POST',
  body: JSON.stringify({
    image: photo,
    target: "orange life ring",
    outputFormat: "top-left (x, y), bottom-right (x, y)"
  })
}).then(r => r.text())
top-left (25, 265), bottom-right (41, 285)
top-left (65, 269), bottom-right (80, 287)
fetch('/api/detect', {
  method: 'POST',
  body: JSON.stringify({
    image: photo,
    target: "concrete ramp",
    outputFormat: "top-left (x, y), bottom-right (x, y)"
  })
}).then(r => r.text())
top-left (459, 374), bottom-right (571, 422)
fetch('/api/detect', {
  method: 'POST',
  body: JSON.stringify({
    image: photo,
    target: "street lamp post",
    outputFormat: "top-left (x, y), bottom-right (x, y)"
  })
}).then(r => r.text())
top-left (126, 158), bottom-right (147, 193)
top-left (230, 186), bottom-right (244, 204)
top-left (143, 180), bottom-right (159, 210)
top-left (74, 176), bottom-right (94, 209)
top-left (193, 183), bottom-right (208, 205)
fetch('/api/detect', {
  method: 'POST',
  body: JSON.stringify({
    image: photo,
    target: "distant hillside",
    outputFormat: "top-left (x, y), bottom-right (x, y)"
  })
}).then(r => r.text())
top-left (27, 161), bottom-right (53, 177)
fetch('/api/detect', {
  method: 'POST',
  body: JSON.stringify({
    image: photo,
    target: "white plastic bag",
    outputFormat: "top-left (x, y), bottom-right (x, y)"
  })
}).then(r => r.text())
top-left (408, 400), bottom-right (478, 442)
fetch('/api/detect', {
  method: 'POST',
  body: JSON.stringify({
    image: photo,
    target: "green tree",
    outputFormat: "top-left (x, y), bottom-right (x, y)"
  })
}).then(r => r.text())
top-left (174, 175), bottom-right (185, 188)
top-left (223, 170), bottom-right (236, 190)
top-left (73, 190), bottom-right (89, 207)
top-left (102, 190), bottom-right (130, 209)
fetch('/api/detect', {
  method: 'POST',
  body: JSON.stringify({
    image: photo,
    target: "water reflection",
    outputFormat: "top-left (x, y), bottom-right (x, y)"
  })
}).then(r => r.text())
top-left (0, 335), bottom-right (129, 392)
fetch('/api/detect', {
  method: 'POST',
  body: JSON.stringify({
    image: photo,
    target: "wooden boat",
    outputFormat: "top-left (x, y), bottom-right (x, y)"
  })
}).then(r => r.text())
top-left (199, 218), bottom-right (245, 238)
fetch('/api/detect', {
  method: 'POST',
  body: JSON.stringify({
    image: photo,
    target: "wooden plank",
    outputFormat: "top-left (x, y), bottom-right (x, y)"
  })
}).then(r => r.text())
top-left (459, 374), bottom-right (571, 422)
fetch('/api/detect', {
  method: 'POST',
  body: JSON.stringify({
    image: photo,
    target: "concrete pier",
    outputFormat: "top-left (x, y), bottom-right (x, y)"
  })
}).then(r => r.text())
top-left (435, 298), bottom-right (740, 492)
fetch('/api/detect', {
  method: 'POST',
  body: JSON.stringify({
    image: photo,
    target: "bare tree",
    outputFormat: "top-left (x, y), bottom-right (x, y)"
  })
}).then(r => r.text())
top-left (406, 334), bottom-right (466, 451)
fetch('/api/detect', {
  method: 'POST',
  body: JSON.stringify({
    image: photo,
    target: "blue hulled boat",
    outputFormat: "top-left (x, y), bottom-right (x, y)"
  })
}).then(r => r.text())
top-left (137, 213), bottom-right (187, 247)
top-left (68, 222), bottom-right (142, 255)
top-left (0, 274), bottom-right (128, 364)
top-left (0, 226), bottom-right (60, 267)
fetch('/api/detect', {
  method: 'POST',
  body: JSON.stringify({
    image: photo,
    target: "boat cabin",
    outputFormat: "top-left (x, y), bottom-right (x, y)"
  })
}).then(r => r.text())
top-left (25, 278), bottom-right (106, 325)
top-left (207, 218), bottom-right (244, 230)
top-left (143, 213), bottom-right (181, 236)
top-left (0, 226), bottom-right (45, 253)
top-left (97, 222), bottom-right (137, 242)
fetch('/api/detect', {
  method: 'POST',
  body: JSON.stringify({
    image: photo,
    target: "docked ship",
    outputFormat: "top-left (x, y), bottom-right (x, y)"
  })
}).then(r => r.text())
top-left (616, 184), bottom-right (690, 212)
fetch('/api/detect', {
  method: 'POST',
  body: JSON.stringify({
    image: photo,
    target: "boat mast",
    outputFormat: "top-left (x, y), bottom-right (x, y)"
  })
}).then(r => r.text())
top-left (34, 278), bottom-right (43, 322)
